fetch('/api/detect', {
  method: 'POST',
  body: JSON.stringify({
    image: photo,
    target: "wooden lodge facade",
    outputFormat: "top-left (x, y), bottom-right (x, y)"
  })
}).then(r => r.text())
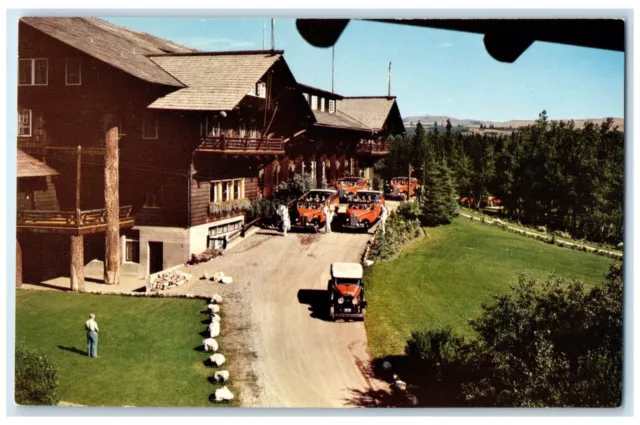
top-left (15, 17), bottom-right (404, 289)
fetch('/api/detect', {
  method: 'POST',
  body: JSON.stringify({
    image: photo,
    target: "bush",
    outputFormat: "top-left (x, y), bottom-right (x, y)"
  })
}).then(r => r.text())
top-left (15, 342), bottom-right (60, 405)
top-left (396, 201), bottom-right (421, 221)
top-left (395, 263), bottom-right (623, 407)
top-left (370, 212), bottom-right (422, 261)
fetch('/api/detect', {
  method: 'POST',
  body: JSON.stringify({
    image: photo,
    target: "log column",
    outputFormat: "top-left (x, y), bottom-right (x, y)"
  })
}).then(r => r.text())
top-left (70, 145), bottom-right (85, 292)
top-left (329, 153), bottom-right (337, 186)
top-left (70, 234), bottom-right (85, 291)
top-left (16, 239), bottom-right (22, 288)
top-left (103, 116), bottom-right (120, 285)
top-left (280, 155), bottom-right (289, 184)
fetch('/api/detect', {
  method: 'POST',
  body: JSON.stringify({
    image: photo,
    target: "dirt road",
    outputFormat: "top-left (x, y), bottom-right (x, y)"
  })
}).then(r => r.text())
top-left (174, 201), bottom-right (400, 407)
top-left (176, 224), bottom-right (382, 407)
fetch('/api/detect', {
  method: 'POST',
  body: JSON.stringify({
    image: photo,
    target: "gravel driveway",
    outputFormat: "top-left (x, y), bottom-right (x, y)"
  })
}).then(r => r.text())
top-left (171, 202), bottom-right (400, 407)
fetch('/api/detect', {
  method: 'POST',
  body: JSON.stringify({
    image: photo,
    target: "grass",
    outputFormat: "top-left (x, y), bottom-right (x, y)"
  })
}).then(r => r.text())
top-left (364, 218), bottom-right (615, 359)
top-left (15, 291), bottom-right (234, 407)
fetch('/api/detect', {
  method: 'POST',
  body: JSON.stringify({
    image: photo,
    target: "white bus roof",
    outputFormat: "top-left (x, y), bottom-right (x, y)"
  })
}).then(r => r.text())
top-left (331, 262), bottom-right (363, 279)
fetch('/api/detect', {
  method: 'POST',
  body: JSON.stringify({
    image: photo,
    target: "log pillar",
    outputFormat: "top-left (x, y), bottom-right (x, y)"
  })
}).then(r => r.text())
top-left (280, 155), bottom-right (289, 184)
top-left (263, 161), bottom-right (273, 198)
top-left (70, 233), bottom-right (85, 292)
top-left (337, 153), bottom-right (346, 179)
top-left (330, 153), bottom-right (337, 186)
top-left (294, 155), bottom-right (303, 175)
top-left (16, 239), bottom-right (22, 288)
top-left (103, 115), bottom-right (120, 285)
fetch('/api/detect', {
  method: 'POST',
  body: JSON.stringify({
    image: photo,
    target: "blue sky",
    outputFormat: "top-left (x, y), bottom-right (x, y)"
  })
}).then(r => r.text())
top-left (105, 17), bottom-right (625, 122)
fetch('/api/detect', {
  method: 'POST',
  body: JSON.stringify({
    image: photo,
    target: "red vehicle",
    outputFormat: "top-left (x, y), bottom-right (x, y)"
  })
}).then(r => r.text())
top-left (343, 190), bottom-right (385, 231)
top-left (328, 262), bottom-right (366, 321)
top-left (336, 177), bottom-right (369, 201)
top-left (293, 189), bottom-right (340, 232)
top-left (390, 177), bottom-right (419, 199)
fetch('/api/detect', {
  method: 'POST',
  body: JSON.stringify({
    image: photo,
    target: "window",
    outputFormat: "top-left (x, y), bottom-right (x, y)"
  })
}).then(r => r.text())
top-left (18, 109), bottom-right (32, 137)
top-left (209, 182), bottom-right (218, 203)
top-left (142, 112), bottom-right (158, 139)
top-left (124, 230), bottom-right (140, 263)
top-left (320, 97), bottom-right (325, 112)
top-left (144, 187), bottom-right (162, 208)
top-left (65, 58), bottom-right (81, 85)
top-left (329, 99), bottom-right (336, 114)
top-left (116, 114), bottom-right (127, 138)
top-left (202, 117), bottom-right (221, 137)
top-left (19, 59), bottom-right (48, 86)
top-left (311, 95), bottom-right (318, 110)
top-left (249, 125), bottom-right (258, 139)
top-left (303, 93), bottom-right (309, 103)
top-left (210, 179), bottom-right (245, 203)
top-left (222, 181), bottom-right (230, 201)
top-left (233, 180), bottom-right (240, 200)
top-left (239, 122), bottom-right (247, 138)
top-left (257, 82), bottom-right (267, 98)
top-left (208, 219), bottom-right (243, 249)
top-left (248, 85), bottom-right (256, 96)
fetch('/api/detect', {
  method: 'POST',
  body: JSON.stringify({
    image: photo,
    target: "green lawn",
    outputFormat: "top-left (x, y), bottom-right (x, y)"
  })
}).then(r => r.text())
top-left (16, 291), bottom-right (233, 407)
top-left (364, 218), bottom-right (615, 359)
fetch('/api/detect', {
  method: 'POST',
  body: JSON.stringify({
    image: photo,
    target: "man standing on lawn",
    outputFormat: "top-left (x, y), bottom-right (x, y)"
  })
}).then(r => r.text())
top-left (380, 203), bottom-right (389, 234)
top-left (85, 313), bottom-right (99, 358)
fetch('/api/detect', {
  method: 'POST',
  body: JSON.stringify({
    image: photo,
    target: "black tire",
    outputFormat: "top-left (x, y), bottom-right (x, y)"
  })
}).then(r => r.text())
top-left (329, 305), bottom-right (335, 321)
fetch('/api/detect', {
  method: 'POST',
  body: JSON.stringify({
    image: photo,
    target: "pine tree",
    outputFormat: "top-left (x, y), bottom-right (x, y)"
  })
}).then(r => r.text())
top-left (420, 159), bottom-right (458, 226)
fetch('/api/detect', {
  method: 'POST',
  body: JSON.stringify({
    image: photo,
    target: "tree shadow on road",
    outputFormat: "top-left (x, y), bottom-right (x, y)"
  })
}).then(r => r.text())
top-left (297, 289), bottom-right (332, 321)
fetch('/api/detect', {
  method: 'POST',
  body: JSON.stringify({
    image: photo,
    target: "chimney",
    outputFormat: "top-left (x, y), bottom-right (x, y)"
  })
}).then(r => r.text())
top-left (388, 61), bottom-right (392, 97)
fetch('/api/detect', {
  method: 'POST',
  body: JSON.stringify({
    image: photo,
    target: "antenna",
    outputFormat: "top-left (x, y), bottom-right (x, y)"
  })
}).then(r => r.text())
top-left (388, 61), bottom-right (392, 97)
top-left (272, 19), bottom-right (276, 50)
top-left (263, 19), bottom-right (266, 50)
top-left (332, 45), bottom-right (335, 93)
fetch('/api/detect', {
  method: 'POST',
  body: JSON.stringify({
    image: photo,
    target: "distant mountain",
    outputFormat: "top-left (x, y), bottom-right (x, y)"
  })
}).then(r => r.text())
top-left (404, 115), bottom-right (624, 130)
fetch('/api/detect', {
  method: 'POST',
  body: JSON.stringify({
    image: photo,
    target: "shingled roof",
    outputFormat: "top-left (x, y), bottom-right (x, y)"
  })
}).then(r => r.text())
top-left (338, 96), bottom-right (403, 132)
top-left (312, 110), bottom-right (372, 132)
top-left (147, 51), bottom-right (283, 111)
top-left (17, 150), bottom-right (59, 178)
top-left (20, 17), bottom-right (192, 87)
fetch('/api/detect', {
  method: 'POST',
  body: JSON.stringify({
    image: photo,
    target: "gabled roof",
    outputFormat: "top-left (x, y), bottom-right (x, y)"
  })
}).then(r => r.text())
top-left (17, 150), bottom-right (59, 178)
top-left (147, 51), bottom-right (284, 111)
top-left (338, 96), bottom-right (403, 132)
top-left (313, 110), bottom-right (372, 132)
top-left (20, 17), bottom-right (191, 87)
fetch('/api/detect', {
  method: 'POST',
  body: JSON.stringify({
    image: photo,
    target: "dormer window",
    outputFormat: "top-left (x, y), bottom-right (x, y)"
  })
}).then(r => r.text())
top-left (303, 93), bottom-right (309, 103)
top-left (320, 98), bottom-right (325, 112)
top-left (329, 99), bottom-right (336, 114)
top-left (311, 95), bottom-right (318, 110)
top-left (248, 85), bottom-right (256, 96)
top-left (65, 58), bottom-right (82, 85)
top-left (257, 82), bottom-right (267, 98)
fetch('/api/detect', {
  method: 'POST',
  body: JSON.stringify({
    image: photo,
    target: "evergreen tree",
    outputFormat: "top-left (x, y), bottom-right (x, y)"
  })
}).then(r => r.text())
top-left (420, 159), bottom-right (458, 226)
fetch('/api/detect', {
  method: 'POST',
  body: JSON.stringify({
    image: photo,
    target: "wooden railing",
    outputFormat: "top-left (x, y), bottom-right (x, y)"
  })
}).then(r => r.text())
top-left (357, 139), bottom-right (389, 155)
top-left (17, 205), bottom-right (134, 234)
top-left (197, 135), bottom-right (285, 154)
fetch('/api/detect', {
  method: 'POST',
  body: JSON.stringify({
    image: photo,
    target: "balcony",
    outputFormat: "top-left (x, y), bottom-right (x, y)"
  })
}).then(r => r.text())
top-left (357, 139), bottom-right (389, 156)
top-left (17, 205), bottom-right (134, 235)
top-left (197, 135), bottom-right (285, 155)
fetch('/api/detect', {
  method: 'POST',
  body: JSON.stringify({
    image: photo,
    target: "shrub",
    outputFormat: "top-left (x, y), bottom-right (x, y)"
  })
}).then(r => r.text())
top-left (396, 201), bottom-right (421, 221)
top-left (15, 342), bottom-right (60, 405)
top-left (396, 264), bottom-right (623, 407)
top-left (369, 212), bottom-right (422, 261)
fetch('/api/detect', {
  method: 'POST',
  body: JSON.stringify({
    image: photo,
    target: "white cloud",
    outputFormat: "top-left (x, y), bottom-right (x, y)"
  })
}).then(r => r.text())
top-left (175, 36), bottom-right (256, 50)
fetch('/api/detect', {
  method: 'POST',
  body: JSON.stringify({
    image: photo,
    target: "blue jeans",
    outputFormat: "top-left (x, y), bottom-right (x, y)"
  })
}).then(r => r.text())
top-left (87, 331), bottom-right (98, 357)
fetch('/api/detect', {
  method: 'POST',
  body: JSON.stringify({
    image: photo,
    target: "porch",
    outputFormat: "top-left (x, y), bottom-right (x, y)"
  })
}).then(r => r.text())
top-left (197, 135), bottom-right (286, 155)
top-left (357, 139), bottom-right (389, 156)
top-left (17, 205), bottom-right (135, 235)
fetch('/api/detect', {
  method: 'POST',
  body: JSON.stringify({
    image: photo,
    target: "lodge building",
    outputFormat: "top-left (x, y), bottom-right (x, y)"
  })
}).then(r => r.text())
top-left (15, 17), bottom-right (404, 289)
